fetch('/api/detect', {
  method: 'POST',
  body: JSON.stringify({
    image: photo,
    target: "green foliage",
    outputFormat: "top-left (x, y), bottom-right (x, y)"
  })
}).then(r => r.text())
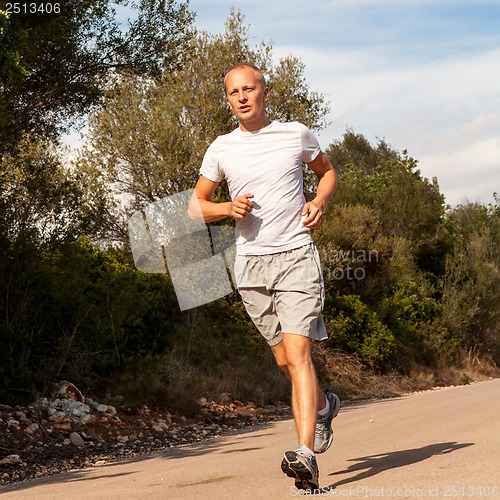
top-left (326, 129), bottom-right (401, 177)
top-left (0, 136), bottom-right (109, 244)
top-left (441, 201), bottom-right (500, 363)
top-left (0, 237), bottom-right (178, 403)
top-left (0, 9), bottom-right (29, 127)
top-left (379, 282), bottom-right (447, 367)
top-left (327, 132), bottom-right (447, 281)
top-left (324, 294), bottom-right (396, 366)
top-left (333, 157), bottom-right (444, 244)
top-left (317, 131), bottom-right (498, 371)
top-left (266, 56), bottom-right (330, 131)
top-left (314, 203), bottom-right (417, 306)
top-left (0, 0), bottom-right (195, 150)
top-left (78, 9), bottom-right (330, 241)
top-left (111, 299), bottom-right (288, 414)
top-left (0, 9), bottom-right (28, 136)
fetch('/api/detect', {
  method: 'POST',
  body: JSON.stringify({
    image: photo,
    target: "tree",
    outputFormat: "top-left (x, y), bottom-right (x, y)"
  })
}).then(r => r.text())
top-left (0, 0), bottom-right (194, 151)
top-left (324, 294), bottom-right (396, 367)
top-left (441, 200), bottom-right (500, 364)
top-left (314, 203), bottom-right (419, 305)
top-left (326, 131), bottom-right (446, 270)
top-left (0, 236), bottom-right (179, 403)
top-left (317, 132), bottom-right (456, 369)
top-left (0, 136), bottom-right (109, 244)
top-left (326, 129), bottom-right (400, 177)
top-left (0, 8), bottom-right (29, 135)
top-left (266, 56), bottom-right (329, 132)
top-left (78, 9), bottom-right (330, 242)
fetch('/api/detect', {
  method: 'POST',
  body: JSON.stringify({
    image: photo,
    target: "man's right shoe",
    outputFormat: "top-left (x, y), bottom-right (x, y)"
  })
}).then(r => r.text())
top-left (281, 449), bottom-right (319, 492)
top-left (314, 389), bottom-right (341, 454)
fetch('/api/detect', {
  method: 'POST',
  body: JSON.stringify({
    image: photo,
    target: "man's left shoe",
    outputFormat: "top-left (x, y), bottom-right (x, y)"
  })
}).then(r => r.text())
top-left (314, 389), bottom-right (341, 454)
top-left (281, 449), bottom-right (319, 492)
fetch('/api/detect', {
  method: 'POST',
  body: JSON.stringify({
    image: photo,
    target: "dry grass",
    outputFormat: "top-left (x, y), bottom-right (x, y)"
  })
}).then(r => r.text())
top-left (107, 341), bottom-right (499, 417)
top-left (109, 344), bottom-right (291, 417)
top-left (312, 343), bottom-right (500, 402)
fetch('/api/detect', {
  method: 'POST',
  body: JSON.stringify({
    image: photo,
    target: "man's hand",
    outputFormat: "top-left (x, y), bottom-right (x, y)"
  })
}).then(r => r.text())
top-left (301, 200), bottom-right (324, 229)
top-left (303, 152), bottom-right (337, 229)
top-left (229, 193), bottom-right (254, 219)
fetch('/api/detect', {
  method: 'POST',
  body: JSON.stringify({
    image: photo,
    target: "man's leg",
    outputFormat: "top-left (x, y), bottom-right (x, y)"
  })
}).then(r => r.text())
top-left (274, 333), bottom-right (325, 490)
top-left (272, 335), bottom-right (340, 456)
top-left (271, 333), bottom-right (325, 449)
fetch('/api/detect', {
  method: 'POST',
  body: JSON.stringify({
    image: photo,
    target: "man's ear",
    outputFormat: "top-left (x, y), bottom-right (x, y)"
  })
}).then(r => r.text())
top-left (263, 87), bottom-right (270, 102)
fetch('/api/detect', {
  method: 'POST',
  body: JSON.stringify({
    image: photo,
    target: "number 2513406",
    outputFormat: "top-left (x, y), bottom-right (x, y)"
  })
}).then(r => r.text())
top-left (5, 3), bottom-right (61, 14)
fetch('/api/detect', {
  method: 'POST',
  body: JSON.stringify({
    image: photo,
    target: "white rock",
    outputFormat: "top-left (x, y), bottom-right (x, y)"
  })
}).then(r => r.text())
top-left (7, 419), bottom-right (20, 430)
top-left (106, 405), bottom-right (117, 416)
top-left (48, 399), bottom-right (92, 424)
top-left (0, 455), bottom-right (23, 466)
top-left (69, 432), bottom-right (85, 447)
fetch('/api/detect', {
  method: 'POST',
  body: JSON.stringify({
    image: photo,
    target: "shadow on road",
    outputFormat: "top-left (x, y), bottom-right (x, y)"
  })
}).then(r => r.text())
top-left (321, 441), bottom-right (474, 492)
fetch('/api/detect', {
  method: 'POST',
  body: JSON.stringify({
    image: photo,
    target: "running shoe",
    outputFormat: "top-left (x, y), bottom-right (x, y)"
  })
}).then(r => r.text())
top-left (281, 449), bottom-right (319, 492)
top-left (314, 389), bottom-right (341, 454)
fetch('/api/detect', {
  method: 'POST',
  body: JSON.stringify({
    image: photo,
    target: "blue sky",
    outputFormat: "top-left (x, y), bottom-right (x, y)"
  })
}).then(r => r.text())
top-left (187, 0), bottom-right (500, 206)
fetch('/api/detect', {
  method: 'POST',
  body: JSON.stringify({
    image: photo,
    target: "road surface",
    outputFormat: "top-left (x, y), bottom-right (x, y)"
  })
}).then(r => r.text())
top-left (1, 378), bottom-right (499, 499)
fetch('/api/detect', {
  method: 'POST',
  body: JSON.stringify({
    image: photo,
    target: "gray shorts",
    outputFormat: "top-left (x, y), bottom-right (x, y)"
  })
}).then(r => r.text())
top-left (234, 243), bottom-right (327, 346)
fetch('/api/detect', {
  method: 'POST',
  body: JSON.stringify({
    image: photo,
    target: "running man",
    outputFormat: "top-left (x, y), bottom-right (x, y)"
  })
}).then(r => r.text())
top-left (190, 63), bottom-right (340, 492)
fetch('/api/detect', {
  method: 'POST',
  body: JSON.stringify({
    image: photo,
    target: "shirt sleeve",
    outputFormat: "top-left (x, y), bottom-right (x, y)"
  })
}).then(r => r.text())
top-left (299, 124), bottom-right (322, 163)
top-left (200, 139), bottom-right (224, 183)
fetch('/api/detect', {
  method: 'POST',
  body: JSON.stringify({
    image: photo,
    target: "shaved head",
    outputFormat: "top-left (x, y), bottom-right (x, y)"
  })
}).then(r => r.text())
top-left (224, 63), bottom-right (267, 95)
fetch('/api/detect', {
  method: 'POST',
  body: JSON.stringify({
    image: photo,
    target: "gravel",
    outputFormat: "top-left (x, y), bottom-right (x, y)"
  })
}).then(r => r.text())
top-left (0, 384), bottom-right (290, 486)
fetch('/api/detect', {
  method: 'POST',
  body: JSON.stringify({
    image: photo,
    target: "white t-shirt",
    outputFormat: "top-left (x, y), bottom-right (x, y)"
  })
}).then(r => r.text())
top-left (200, 121), bottom-right (322, 255)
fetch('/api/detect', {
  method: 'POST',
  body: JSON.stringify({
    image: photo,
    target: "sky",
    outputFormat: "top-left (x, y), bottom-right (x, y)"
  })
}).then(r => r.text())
top-left (186, 0), bottom-right (500, 207)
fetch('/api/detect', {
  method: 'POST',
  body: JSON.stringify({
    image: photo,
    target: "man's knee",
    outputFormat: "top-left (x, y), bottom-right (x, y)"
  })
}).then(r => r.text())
top-left (282, 333), bottom-right (313, 369)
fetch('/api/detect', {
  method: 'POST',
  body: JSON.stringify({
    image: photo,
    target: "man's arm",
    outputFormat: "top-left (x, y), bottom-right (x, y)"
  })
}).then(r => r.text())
top-left (188, 175), bottom-right (254, 222)
top-left (302, 152), bottom-right (338, 229)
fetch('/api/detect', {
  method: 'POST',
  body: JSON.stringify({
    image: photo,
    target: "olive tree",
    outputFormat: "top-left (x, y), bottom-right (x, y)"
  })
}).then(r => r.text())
top-left (78, 9), bottom-right (330, 242)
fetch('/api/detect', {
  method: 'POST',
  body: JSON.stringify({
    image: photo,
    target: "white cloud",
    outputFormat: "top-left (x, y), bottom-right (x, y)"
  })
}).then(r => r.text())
top-left (420, 136), bottom-right (500, 206)
top-left (270, 43), bottom-right (500, 205)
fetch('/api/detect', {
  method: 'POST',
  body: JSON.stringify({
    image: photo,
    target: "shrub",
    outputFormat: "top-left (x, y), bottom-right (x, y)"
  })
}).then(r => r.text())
top-left (324, 294), bottom-right (396, 367)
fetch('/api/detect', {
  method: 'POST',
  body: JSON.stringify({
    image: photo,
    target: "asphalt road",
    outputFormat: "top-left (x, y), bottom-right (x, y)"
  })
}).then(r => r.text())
top-left (1, 378), bottom-right (499, 499)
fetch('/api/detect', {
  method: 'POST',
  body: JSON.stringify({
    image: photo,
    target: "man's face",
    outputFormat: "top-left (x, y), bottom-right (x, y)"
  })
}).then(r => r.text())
top-left (225, 67), bottom-right (269, 130)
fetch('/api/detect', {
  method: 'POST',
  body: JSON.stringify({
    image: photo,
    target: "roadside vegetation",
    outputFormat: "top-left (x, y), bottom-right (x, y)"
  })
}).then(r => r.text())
top-left (1, 4), bottom-right (498, 413)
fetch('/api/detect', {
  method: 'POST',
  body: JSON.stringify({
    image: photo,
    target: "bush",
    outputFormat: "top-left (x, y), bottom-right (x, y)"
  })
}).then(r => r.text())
top-left (324, 294), bottom-right (396, 367)
top-left (379, 282), bottom-right (449, 368)
top-left (109, 297), bottom-right (290, 415)
top-left (0, 237), bottom-right (179, 403)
